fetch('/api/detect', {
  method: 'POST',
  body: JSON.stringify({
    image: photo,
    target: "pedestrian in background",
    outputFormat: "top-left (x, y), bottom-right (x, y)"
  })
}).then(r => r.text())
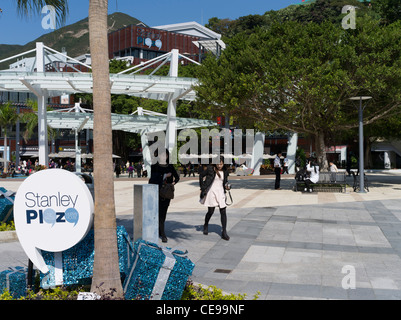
top-left (115, 163), bottom-right (121, 178)
top-left (283, 156), bottom-right (289, 174)
top-left (274, 151), bottom-right (282, 190)
top-left (128, 163), bottom-right (134, 178)
top-left (149, 149), bottom-right (179, 243)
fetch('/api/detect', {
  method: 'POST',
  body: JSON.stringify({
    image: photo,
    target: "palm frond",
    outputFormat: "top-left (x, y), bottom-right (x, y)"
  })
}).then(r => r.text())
top-left (15, 0), bottom-right (69, 27)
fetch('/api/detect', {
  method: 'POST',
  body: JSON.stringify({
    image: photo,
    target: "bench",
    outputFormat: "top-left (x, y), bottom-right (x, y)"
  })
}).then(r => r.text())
top-left (294, 171), bottom-right (347, 193)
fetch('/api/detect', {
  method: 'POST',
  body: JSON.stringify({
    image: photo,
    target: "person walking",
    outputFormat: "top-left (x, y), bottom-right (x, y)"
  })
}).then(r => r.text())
top-left (189, 162), bottom-right (195, 177)
top-left (183, 164), bottom-right (188, 177)
top-left (127, 163), bottom-right (134, 178)
top-left (329, 161), bottom-right (338, 183)
top-left (115, 163), bottom-right (121, 178)
top-left (199, 157), bottom-right (231, 241)
top-left (136, 162), bottom-right (142, 178)
top-left (149, 149), bottom-right (179, 243)
top-left (329, 161), bottom-right (338, 172)
top-left (274, 151), bottom-right (282, 190)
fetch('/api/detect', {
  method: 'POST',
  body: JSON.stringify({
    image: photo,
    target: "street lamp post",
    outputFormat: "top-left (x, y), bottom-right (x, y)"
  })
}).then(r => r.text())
top-left (349, 96), bottom-right (372, 193)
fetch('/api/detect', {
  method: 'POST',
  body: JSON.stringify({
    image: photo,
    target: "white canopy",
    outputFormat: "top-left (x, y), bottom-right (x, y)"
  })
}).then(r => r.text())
top-left (0, 43), bottom-right (213, 169)
top-left (0, 71), bottom-right (198, 102)
top-left (45, 110), bottom-right (215, 133)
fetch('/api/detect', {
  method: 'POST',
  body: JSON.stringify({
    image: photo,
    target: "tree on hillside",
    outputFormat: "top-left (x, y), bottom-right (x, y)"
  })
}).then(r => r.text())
top-left (206, 0), bottom-right (375, 40)
top-left (205, 17), bottom-right (236, 38)
top-left (372, 0), bottom-right (401, 24)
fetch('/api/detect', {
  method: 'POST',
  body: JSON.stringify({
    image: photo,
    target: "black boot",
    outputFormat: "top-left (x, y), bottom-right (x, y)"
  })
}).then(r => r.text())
top-left (203, 207), bottom-right (215, 235)
top-left (159, 226), bottom-right (168, 243)
top-left (220, 207), bottom-right (229, 240)
top-left (221, 230), bottom-right (230, 241)
top-left (203, 224), bottom-right (208, 235)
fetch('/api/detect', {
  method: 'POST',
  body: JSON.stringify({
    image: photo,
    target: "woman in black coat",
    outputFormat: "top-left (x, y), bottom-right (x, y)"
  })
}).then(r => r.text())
top-left (199, 157), bottom-right (230, 241)
top-left (149, 149), bottom-right (179, 243)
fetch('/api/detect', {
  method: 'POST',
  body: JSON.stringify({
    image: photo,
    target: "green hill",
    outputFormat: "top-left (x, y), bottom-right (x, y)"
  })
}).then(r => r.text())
top-left (0, 12), bottom-right (145, 66)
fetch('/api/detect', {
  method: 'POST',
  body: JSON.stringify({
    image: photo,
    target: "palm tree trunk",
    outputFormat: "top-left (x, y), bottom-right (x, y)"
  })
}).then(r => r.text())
top-left (89, 0), bottom-right (123, 298)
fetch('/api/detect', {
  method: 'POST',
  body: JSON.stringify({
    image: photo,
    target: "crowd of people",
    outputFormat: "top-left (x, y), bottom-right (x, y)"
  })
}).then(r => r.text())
top-left (1, 158), bottom-right (79, 176)
top-left (114, 161), bottom-right (147, 178)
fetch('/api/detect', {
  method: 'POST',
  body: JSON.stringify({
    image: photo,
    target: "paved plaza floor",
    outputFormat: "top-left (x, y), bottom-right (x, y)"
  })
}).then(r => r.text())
top-left (2, 170), bottom-right (401, 299)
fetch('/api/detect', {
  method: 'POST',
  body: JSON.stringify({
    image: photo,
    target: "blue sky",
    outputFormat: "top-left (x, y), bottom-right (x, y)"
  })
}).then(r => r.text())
top-left (0, 0), bottom-right (301, 45)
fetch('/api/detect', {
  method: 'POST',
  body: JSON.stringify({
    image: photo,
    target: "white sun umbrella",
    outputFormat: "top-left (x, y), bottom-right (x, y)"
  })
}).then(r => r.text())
top-left (263, 154), bottom-right (276, 159)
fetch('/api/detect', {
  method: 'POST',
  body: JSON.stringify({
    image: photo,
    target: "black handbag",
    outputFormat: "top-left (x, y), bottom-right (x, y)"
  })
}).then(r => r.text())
top-left (160, 182), bottom-right (175, 199)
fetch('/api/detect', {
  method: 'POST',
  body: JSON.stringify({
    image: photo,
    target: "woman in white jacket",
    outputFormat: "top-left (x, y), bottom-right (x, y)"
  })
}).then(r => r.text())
top-left (305, 159), bottom-right (319, 192)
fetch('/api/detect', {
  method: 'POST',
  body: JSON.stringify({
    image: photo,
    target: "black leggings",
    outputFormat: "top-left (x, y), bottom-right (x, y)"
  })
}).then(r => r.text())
top-left (305, 179), bottom-right (313, 191)
top-left (159, 197), bottom-right (171, 236)
top-left (204, 206), bottom-right (227, 231)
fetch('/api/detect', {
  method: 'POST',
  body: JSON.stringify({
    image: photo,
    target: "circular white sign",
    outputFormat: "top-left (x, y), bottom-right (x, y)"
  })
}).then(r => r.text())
top-left (14, 169), bottom-right (94, 273)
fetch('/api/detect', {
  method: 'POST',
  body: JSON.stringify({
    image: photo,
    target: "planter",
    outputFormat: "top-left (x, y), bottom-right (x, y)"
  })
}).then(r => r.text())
top-left (260, 168), bottom-right (273, 175)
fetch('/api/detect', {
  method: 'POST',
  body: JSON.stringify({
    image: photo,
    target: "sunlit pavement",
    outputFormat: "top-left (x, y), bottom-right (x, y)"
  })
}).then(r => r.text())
top-left (3, 170), bottom-right (401, 299)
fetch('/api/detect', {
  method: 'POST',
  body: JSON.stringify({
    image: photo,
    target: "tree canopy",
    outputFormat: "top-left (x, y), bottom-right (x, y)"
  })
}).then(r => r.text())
top-left (195, 15), bottom-right (401, 168)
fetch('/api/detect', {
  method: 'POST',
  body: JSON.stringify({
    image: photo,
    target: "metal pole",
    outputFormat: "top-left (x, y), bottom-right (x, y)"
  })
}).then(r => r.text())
top-left (27, 259), bottom-right (33, 289)
top-left (358, 97), bottom-right (365, 193)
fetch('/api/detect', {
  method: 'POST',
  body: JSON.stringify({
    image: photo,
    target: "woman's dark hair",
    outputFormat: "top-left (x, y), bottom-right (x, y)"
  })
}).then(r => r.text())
top-left (154, 148), bottom-right (170, 164)
top-left (213, 156), bottom-right (226, 177)
top-left (308, 158), bottom-right (318, 173)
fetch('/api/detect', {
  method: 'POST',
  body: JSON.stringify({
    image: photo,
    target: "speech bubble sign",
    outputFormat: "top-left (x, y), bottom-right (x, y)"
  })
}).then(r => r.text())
top-left (14, 169), bottom-right (94, 273)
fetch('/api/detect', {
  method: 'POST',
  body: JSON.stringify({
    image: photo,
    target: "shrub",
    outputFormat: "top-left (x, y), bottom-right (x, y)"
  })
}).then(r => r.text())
top-left (0, 221), bottom-right (15, 231)
top-left (181, 280), bottom-right (259, 300)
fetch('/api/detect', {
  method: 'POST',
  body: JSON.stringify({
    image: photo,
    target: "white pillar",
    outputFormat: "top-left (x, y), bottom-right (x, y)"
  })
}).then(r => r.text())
top-left (37, 93), bottom-right (48, 166)
top-left (384, 151), bottom-right (391, 169)
top-left (137, 108), bottom-right (152, 175)
top-left (36, 42), bottom-right (45, 73)
top-left (75, 129), bottom-right (81, 172)
top-left (36, 42), bottom-right (49, 166)
top-left (75, 104), bottom-right (82, 173)
top-left (287, 132), bottom-right (298, 174)
top-left (165, 94), bottom-right (177, 163)
top-left (140, 131), bottom-right (151, 175)
top-left (168, 49), bottom-right (179, 77)
top-left (251, 132), bottom-right (265, 175)
top-left (165, 50), bottom-right (179, 163)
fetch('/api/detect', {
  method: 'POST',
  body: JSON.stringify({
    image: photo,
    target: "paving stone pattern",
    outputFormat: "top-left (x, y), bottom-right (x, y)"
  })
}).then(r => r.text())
top-left (3, 172), bottom-right (401, 299)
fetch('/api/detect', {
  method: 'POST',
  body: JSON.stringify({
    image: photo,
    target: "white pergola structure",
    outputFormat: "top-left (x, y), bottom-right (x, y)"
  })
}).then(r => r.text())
top-left (47, 103), bottom-right (215, 172)
top-left (0, 43), bottom-right (215, 171)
